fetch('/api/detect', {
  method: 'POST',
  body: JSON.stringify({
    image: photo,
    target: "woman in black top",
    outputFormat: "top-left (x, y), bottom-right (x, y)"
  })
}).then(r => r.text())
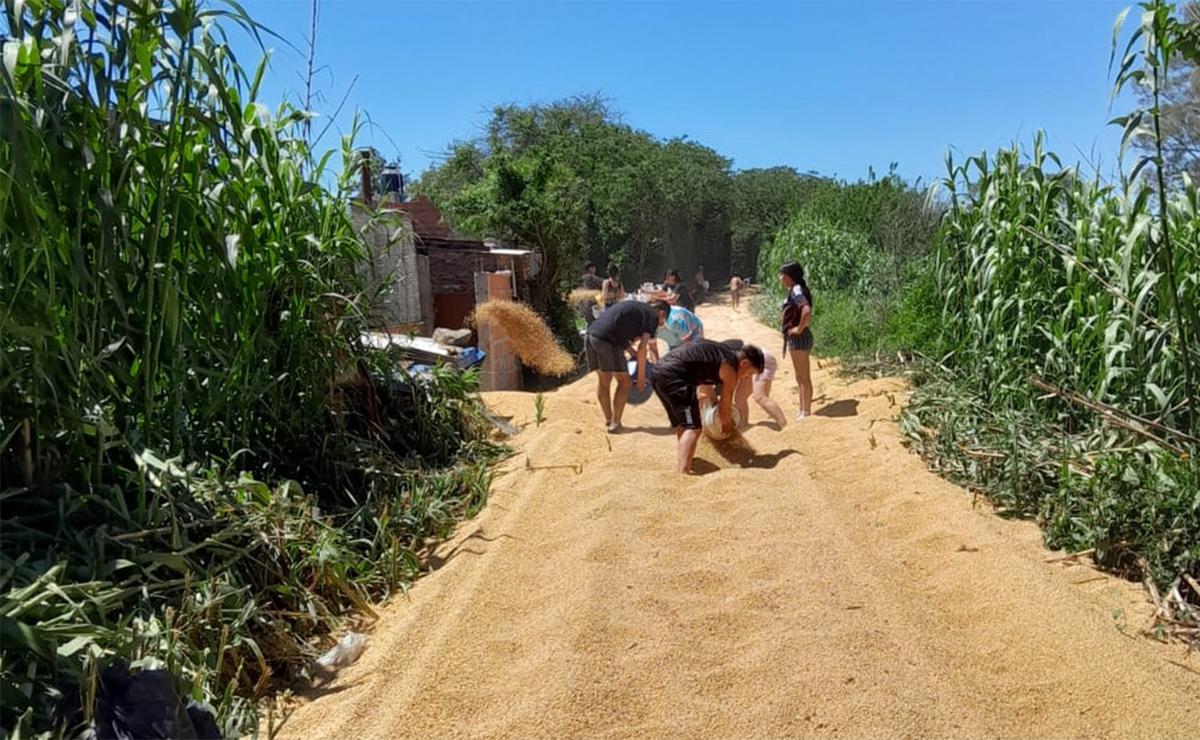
top-left (779, 261), bottom-right (814, 420)
top-left (600, 263), bottom-right (625, 308)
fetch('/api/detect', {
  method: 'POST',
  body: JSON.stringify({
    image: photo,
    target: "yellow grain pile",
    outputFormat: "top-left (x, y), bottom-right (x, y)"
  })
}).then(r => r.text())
top-left (474, 300), bottom-right (577, 377)
top-left (568, 288), bottom-right (601, 308)
top-left (702, 430), bottom-right (759, 468)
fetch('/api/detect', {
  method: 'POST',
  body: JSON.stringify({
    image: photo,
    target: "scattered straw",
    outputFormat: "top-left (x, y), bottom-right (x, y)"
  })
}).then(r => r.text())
top-left (474, 300), bottom-right (577, 377)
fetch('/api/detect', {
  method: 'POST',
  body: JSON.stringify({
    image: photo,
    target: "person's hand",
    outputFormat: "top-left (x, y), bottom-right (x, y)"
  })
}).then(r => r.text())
top-left (720, 411), bottom-right (734, 434)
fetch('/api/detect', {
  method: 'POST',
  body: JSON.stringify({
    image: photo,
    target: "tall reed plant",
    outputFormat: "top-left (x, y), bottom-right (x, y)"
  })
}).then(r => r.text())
top-left (1, 1), bottom-right (504, 734)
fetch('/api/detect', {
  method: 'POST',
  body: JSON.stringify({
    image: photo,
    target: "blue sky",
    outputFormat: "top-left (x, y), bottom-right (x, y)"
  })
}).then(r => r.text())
top-left (237, 0), bottom-right (1134, 184)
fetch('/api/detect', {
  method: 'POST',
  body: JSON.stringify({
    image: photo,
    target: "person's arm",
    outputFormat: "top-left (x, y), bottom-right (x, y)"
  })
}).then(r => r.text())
top-left (797, 303), bottom-right (812, 333)
top-left (617, 282), bottom-right (626, 300)
top-left (635, 335), bottom-right (650, 391)
top-left (718, 363), bottom-right (738, 432)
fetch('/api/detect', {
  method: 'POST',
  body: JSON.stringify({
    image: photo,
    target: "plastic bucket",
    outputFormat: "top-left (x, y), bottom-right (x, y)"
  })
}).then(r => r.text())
top-left (702, 404), bottom-right (741, 440)
top-left (626, 360), bottom-right (655, 405)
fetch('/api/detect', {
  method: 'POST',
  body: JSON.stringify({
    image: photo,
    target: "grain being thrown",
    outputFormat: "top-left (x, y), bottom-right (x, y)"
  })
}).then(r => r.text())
top-left (473, 300), bottom-right (577, 376)
top-left (568, 288), bottom-right (602, 307)
top-left (702, 429), bottom-right (759, 468)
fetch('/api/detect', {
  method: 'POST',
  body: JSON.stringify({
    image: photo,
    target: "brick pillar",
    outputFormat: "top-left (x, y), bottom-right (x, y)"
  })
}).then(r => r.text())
top-left (476, 271), bottom-right (522, 391)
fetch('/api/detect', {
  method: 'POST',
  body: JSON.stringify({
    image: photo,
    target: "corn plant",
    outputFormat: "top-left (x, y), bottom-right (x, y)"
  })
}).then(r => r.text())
top-left (1, 1), bottom-right (504, 735)
top-left (906, 0), bottom-right (1199, 630)
top-left (534, 392), bottom-right (546, 427)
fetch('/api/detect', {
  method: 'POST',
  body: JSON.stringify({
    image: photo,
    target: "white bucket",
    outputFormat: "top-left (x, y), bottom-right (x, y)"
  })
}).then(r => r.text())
top-left (702, 404), bottom-right (741, 440)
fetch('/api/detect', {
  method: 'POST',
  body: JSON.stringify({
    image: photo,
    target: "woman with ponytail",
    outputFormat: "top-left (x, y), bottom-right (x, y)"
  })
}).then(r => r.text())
top-left (779, 262), bottom-right (814, 419)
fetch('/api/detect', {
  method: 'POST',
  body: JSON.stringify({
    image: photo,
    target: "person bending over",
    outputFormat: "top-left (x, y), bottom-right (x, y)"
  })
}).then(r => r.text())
top-left (651, 340), bottom-right (764, 474)
top-left (716, 339), bottom-right (788, 428)
top-left (586, 300), bottom-right (669, 433)
top-left (655, 302), bottom-right (705, 353)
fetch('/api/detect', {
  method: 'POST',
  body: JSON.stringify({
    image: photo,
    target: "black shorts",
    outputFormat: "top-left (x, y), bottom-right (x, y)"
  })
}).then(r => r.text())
top-left (786, 328), bottom-right (814, 352)
top-left (652, 372), bottom-right (701, 429)
top-left (586, 333), bottom-right (627, 373)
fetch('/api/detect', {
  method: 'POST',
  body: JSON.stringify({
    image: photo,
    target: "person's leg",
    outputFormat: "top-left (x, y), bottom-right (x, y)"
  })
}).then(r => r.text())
top-left (795, 350), bottom-right (813, 416)
top-left (753, 379), bottom-right (787, 427)
top-left (733, 378), bottom-right (752, 427)
top-left (611, 373), bottom-right (632, 428)
top-left (678, 428), bottom-right (702, 474)
top-left (596, 372), bottom-right (614, 425)
top-left (597, 338), bottom-right (630, 431)
top-left (788, 348), bottom-right (805, 417)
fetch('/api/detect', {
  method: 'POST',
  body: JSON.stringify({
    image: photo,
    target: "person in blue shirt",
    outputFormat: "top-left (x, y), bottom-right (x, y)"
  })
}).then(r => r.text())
top-left (655, 302), bottom-right (704, 352)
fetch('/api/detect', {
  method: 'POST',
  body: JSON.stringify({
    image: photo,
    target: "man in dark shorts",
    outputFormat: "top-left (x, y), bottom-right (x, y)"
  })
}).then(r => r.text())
top-left (651, 339), bottom-right (765, 474)
top-left (586, 300), bottom-right (670, 433)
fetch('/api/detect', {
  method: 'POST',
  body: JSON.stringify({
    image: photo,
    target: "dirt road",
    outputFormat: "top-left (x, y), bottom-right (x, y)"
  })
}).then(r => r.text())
top-left (280, 301), bottom-right (1200, 738)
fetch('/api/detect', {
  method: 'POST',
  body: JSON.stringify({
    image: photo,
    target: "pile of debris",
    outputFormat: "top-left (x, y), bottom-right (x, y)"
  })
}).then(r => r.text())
top-left (360, 327), bottom-right (485, 373)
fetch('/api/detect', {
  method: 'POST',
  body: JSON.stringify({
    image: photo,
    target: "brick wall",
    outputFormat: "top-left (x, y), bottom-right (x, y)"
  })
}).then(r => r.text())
top-left (426, 247), bottom-right (529, 300)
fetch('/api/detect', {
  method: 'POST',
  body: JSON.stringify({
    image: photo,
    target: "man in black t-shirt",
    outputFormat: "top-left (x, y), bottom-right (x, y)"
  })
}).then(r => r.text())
top-left (586, 300), bottom-right (670, 433)
top-left (651, 339), bottom-right (765, 474)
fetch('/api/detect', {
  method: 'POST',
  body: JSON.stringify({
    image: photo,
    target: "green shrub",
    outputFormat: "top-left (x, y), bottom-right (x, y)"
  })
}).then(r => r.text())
top-left (1044, 450), bottom-right (1198, 589)
top-left (755, 212), bottom-right (940, 358)
top-left (757, 213), bottom-right (873, 296)
top-left (882, 259), bottom-right (942, 356)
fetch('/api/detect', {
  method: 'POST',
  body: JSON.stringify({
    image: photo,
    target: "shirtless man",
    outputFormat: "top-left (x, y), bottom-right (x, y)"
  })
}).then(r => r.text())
top-left (729, 275), bottom-right (743, 310)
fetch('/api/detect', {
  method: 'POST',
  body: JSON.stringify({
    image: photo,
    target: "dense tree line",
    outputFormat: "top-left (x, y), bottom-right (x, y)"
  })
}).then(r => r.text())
top-left (415, 98), bottom-right (818, 337)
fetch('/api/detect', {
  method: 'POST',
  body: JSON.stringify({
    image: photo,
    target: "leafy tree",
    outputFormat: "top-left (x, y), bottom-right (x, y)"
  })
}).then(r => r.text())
top-left (729, 167), bottom-right (817, 277)
top-left (1131, 1), bottom-right (1200, 185)
top-left (451, 150), bottom-right (587, 343)
top-left (413, 97), bottom-right (738, 334)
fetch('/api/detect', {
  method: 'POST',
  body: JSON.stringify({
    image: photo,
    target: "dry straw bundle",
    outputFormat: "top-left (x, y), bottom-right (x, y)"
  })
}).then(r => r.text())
top-left (568, 288), bottom-right (601, 307)
top-left (474, 300), bottom-right (577, 376)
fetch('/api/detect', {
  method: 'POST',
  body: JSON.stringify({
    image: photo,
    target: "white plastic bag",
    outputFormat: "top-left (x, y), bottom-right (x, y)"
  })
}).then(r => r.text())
top-left (316, 632), bottom-right (367, 672)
